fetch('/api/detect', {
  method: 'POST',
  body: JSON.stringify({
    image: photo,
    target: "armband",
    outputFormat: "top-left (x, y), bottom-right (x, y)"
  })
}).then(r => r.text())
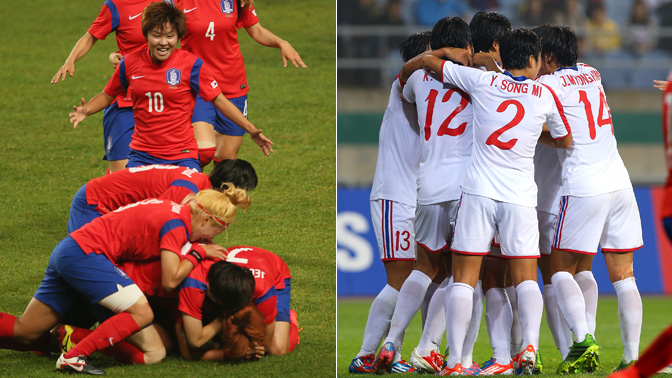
top-left (184, 244), bottom-right (207, 266)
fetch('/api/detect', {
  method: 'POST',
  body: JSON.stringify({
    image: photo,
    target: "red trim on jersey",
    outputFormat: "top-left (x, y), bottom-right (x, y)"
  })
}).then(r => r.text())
top-left (418, 242), bottom-right (448, 254)
top-left (539, 82), bottom-right (572, 135)
top-left (651, 187), bottom-right (672, 294)
top-left (552, 247), bottom-right (595, 255)
top-left (601, 246), bottom-right (643, 253)
top-left (440, 60), bottom-right (448, 83)
top-left (381, 257), bottom-right (416, 262)
top-left (449, 248), bottom-right (489, 256)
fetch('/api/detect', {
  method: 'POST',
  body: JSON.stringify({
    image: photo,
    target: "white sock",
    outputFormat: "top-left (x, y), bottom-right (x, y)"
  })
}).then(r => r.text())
top-left (552, 271), bottom-right (589, 343)
top-left (384, 270), bottom-right (433, 349)
top-left (543, 284), bottom-right (572, 359)
top-left (485, 287), bottom-right (512, 363)
top-left (613, 277), bottom-right (642, 363)
top-left (421, 281), bottom-right (440, 328)
top-left (462, 280), bottom-right (483, 367)
top-left (357, 284), bottom-right (399, 357)
top-left (505, 285), bottom-right (523, 355)
top-left (516, 280), bottom-right (543, 350)
top-left (575, 271), bottom-right (599, 336)
top-left (445, 282), bottom-right (474, 368)
top-left (416, 278), bottom-right (449, 353)
top-left (443, 276), bottom-right (454, 350)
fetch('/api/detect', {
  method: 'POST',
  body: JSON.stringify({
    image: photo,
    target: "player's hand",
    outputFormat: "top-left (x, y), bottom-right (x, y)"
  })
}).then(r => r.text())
top-left (246, 342), bottom-right (265, 360)
top-left (202, 244), bottom-right (228, 260)
top-left (69, 98), bottom-right (88, 128)
top-left (109, 52), bottom-right (123, 69)
top-left (654, 80), bottom-right (669, 91)
top-left (51, 61), bottom-right (76, 84)
top-left (249, 129), bottom-right (274, 156)
top-left (441, 47), bottom-right (472, 67)
top-left (279, 41), bottom-right (307, 68)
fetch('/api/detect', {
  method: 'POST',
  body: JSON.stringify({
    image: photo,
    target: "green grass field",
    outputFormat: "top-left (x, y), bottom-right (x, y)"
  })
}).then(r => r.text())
top-left (338, 297), bottom-right (672, 377)
top-left (0, 0), bottom-right (335, 376)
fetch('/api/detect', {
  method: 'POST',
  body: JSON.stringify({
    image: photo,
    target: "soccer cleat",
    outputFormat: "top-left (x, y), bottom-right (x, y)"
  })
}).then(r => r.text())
top-left (56, 353), bottom-right (105, 375)
top-left (436, 363), bottom-right (463, 376)
top-left (659, 364), bottom-right (672, 374)
top-left (290, 309), bottom-right (302, 345)
top-left (349, 353), bottom-right (375, 374)
top-left (463, 362), bottom-right (482, 376)
top-left (613, 360), bottom-right (635, 372)
top-left (482, 357), bottom-right (496, 370)
top-left (533, 349), bottom-right (543, 374)
top-left (514, 345), bottom-right (536, 375)
top-left (373, 342), bottom-right (396, 374)
top-left (409, 348), bottom-right (445, 373)
top-left (480, 359), bottom-right (515, 375)
top-left (391, 360), bottom-right (418, 373)
top-left (58, 324), bottom-right (77, 354)
top-left (556, 334), bottom-right (600, 374)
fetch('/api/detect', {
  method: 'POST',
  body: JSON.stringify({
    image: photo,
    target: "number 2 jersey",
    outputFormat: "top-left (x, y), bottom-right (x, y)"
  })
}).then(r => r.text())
top-left (536, 64), bottom-right (632, 197)
top-left (104, 48), bottom-right (222, 161)
top-left (439, 61), bottom-right (571, 207)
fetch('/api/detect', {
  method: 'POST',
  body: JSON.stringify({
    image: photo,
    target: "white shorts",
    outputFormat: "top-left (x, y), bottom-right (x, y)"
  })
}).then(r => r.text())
top-left (370, 199), bottom-right (416, 261)
top-left (538, 210), bottom-right (557, 256)
top-left (451, 193), bottom-right (540, 258)
top-left (415, 201), bottom-right (458, 253)
top-left (552, 189), bottom-right (643, 254)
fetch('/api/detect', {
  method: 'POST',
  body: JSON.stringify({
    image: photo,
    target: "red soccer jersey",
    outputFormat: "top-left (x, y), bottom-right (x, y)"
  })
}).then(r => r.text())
top-left (178, 246), bottom-right (291, 325)
top-left (71, 199), bottom-right (192, 264)
top-left (86, 164), bottom-right (211, 214)
top-left (104, 48), bottom-right (222, 160)
top-left (178, 0), bottom-right (259, 98)
top-left (88, 0), bottom-right (161, 107)
top-left (662, 81), bottom-right (672, 217)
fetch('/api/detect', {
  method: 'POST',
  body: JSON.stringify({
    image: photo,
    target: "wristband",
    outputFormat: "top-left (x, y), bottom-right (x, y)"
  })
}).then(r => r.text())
top-left (184, 244), bottom-right (207, 266)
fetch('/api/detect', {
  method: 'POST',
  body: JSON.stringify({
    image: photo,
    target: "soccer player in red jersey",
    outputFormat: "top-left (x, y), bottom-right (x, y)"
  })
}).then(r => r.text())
top-left (67, 159), bottom-right (257, 232)
top-left (176, 0), bottom-right (305, 165)
top-left (52, 0), bottom-right (166, 173)
top-left (0, 188), bottom-right (248, 374)
top-left (69, 2), bottom-right (273, 171)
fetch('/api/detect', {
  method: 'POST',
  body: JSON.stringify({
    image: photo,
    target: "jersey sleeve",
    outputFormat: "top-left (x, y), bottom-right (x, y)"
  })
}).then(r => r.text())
top-left (189, 59), bottom-right (221, 102)
top-left (402, 72), bottom-right (421, 103)
top-left (88, 0), bottom-right (118, 40)
top-left (539, 82), bottom-right (571, 139)
top-left (237, 3), bottom-right (260, 29)
top-left (178, 277), bottom-right (207, 320)
top-left (103, 57), bottom-right (128, 98)
top-left (158, 179), bottom-right (200, 203)
top-left (254, 290), bottom-right (278, 325)
top-left (158, 219), bottom-right (189, 255)
top-left (440, 60), bottom-right (481, 95)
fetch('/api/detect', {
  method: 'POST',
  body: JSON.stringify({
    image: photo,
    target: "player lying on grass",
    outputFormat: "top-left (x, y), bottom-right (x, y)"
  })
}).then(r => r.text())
top-left (0, 188), bottom-right (249, 374)
top-left (69, 2), bottom-right (272, 171)
top-left (57, 246), bottom-right (299, 364)
top-left (68, 159), bottom-right (257, 232)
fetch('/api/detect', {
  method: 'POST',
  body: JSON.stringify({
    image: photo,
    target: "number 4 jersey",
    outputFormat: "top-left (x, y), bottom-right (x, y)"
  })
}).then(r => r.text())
top-left (536, 64), bottom-right (632, 197)
top-left (439, 60), bottom-right (571, 207)
top-left (104, 48), bottom-right (222, 161)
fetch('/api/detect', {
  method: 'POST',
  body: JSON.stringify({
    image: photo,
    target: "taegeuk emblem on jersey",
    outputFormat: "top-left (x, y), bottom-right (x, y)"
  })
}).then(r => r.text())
top-left (221, 0), bottom-right (234, 14)
top-left (166, 68), bottom-right (181, 86)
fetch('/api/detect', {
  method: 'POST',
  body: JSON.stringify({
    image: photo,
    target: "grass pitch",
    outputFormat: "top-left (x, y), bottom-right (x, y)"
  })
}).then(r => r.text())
top-left (337, 297), bottom-right (672, 377)
top-left (0, 0), bottom-right (335, 376)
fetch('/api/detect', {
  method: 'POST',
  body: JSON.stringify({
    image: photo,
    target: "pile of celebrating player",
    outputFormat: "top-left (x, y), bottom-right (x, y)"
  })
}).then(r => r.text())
top-left (0, 0), bottom-right (306, 374)
top-left (352, 11), bottom-right (647, 376)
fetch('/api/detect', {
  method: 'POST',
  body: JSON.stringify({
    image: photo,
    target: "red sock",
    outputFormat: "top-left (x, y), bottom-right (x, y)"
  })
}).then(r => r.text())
top-left (636, 323), bottom-right (672, 377)
top-left (0, 313), bottom-right (16, 338)
top-left (212, 157), bottom-right (222, 165)
top-left (0, 313), bottom-right (50, 352)
top-left (67, 326), bottom-right (144, 364)
top-left (65, 313), bottom-right (140, 359)
top-left (199, 147), bottom-right (216, 169)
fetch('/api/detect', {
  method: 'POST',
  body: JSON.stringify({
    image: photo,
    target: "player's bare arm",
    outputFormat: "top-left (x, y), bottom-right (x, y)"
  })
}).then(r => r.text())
top-left (538, 125), bottom-right (573, 149)
top-left (51, 32), bottom-right (99, 84)
top-left (212, 94), bottom-right (274, 156)
top-left (472, 52), bottom-right (502, 73)
top-left (421, 55), bottom-right (445, 77)
top-left (400, 49), bottom-right (444, 85)
top-left (245, 23), bottom-right (307, 68)
top-left (109, 51), bottom-right (122, 69)
top-left (69, 91), bottom-right (115, 128)
top-left (181, 313), bottom-right (223, 348)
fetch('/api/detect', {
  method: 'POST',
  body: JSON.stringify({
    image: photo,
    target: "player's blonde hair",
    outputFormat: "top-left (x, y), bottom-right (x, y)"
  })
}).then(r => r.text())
top-left (185, 185), bottom-right (251, 227)
top-left (219, 303), bottom-right (266, 359)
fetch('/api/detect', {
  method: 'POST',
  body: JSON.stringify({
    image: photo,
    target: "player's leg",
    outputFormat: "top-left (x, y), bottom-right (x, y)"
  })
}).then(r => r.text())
top-left (213, 95), bottom-right (248, 161)
top-left (481, 254), bottom-right (515, 374)
top-left (193, 121), bottom-right (217, 169)
top-left (462, 256), bottom-right (483, 374)
top-left (0, 298), bottom-right (61, 352)
top-left (574, 255), bottom-right (598, 337)
top-left (269, 278), bottom-right (293, 356)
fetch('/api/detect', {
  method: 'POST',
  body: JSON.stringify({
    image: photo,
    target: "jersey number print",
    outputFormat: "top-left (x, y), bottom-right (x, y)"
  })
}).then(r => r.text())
top-left (423, 88), bottom-right (469, 141)
top-left (486, 99), bottom-right (524, 150)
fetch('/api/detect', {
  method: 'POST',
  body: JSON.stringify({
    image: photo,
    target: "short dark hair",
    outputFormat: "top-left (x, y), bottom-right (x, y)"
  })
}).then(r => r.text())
top-left (399, 31), bottom-right (431, 62)
top-left (499, 28), bottom-right (541, 70)
top-left (469, 11), bottom-right (511, 53)
top-left (209, 159), bottom-right (258, 192)
top-left (430, 17), bottom-right (472, 51)
top-left (207, 261), bottom-right (255, 317)
top-left (141, 2), bottom-right (186, 40)
top-left (532, 24), bottom-right (578, 67)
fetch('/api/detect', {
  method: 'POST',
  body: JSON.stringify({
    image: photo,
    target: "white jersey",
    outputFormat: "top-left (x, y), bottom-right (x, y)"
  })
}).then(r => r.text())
top-left (534, 143), bottom-right (563, 214)
top-left (536, 64), bottom-right (632, 197)
top-left (440, 60), bottom-right (571, 207)
top-left (370, 77), bottom-right (422, 206)
top-left (403, 69), bottom-right (473, 205)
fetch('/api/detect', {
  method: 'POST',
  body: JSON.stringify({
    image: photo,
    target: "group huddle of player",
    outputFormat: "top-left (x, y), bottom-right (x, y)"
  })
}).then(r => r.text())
top-left (352, 11), bottom-right (646, 376)
top-left (0, 0), bottom-right (305, 375)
